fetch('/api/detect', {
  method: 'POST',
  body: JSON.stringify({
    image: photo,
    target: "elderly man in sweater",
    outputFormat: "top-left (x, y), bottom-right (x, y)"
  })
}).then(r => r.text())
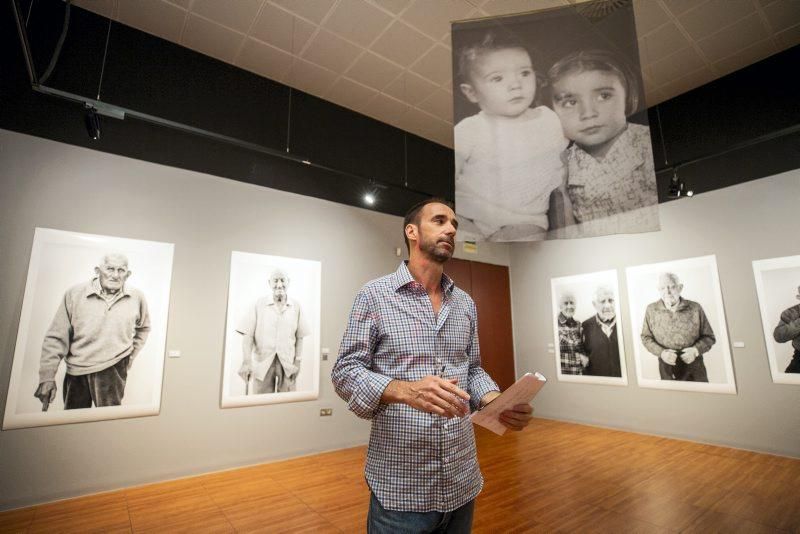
top-left (581, 285), bottom-right (622, 377)
top-left (641, 272), bottom-right (715, 381)
top-left (34, 253), bottom-right (150, 410)
top-left (774, 285), bottom-right (800, 374)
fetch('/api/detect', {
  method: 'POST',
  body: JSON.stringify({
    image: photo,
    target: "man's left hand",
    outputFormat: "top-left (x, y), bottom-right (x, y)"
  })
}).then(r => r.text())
top-left (680, 347), bottom-right (699, 364)
top-left (499, 404), bottom-right (533, 431)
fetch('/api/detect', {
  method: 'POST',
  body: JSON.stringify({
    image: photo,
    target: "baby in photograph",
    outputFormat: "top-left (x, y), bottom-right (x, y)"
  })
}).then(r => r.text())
top-left (455, 31), bottom-right (569, 242)
top-left (548, 49), bottom-right (659, 235)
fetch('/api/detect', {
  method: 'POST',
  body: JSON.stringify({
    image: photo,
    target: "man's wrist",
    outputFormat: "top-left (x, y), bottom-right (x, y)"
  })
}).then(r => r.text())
top-left (380, 379), bottom-right (410, 405)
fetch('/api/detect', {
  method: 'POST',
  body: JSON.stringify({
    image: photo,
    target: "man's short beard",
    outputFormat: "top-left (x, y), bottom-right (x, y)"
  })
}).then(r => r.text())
top-left (421, 238), bottom-right (453, 263)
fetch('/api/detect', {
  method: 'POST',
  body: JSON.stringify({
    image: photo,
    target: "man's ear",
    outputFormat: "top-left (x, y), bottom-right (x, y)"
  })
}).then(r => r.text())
top-left (460, 83), bottom-right (479, 104)
top-left (405, 223), bottom-right (418, 248)
top-left (125, 270), bottom-right (132, 280)
top-left (94, 266), bottom-right (101, 277)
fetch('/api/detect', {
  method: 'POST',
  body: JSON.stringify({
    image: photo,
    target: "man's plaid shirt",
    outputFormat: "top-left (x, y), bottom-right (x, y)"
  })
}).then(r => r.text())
top-left (332, 262), bottom-right (499, 512)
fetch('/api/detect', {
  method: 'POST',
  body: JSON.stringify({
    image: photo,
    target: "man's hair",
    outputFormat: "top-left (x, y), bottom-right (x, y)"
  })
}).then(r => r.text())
top-left (269, 269), bottom-right (289, 285)
top-left (658, 272), bottom-right (681, 288)
top-left (402, 197), bottom-right (454, 253)
top-left (593, 285), bottom-right (614, 303)
top-left (548, 49), bottom-right (641, 116)
top-left (99, 253), bottom-right (129, 268)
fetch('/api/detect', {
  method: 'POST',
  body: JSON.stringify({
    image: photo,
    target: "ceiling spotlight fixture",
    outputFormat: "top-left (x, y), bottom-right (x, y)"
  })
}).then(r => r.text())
top-left (84, 104), bottom-right (101, 141)
top-left (667, 168), bottom-right (693, 199)
top-left (363, 192), bottom-right (376, 206)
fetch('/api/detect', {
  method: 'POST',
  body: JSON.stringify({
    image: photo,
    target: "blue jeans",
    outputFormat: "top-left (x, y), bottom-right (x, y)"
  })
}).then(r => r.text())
top-left (367, 492), bottom-right (474, 534)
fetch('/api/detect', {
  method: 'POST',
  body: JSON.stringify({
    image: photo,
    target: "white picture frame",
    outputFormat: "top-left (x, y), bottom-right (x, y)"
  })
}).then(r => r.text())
top-left (752, 255), bottom-right (800, 385)
top-left (626, 255), bottom-right (736, 394)
top-left (3, 228), bottom-right (174, 429)
top-left (550, 269), bottom-right (628, 386)
top-left (221, 251), bottom-right (321, 408)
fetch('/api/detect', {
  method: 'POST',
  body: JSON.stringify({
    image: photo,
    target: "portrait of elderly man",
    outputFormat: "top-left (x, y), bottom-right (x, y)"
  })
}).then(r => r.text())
top-left (557, 292), bottom-right (588, 375)
top-left (641, 272), bottom-right (716, 381)
top-left (774, 285), bottom-right (800, 374)
top-left (34, 253), bottom-right (150, 411)
top-left (236, 269), bottom-right (310, 394)
top-left (581, 286), bottom-right (622, 377)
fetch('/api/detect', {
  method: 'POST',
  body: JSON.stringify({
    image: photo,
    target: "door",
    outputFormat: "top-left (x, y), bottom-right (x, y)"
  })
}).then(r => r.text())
top-left (445, 258), bottom-right (516, 390)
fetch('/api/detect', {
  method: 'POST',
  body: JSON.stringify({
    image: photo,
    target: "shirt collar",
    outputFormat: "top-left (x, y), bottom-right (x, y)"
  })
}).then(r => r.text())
top-left (392, 261), bottom-right (455, 295)
top-left (266, 299), bottom-right (293, 307)
top-left (659, 297), bottom-right (687, 312)
top-left (595, 314), bottom-right (616, 327)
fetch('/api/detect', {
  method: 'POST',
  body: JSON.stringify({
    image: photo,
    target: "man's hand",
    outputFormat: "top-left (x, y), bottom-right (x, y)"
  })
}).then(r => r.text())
top-left (680, 347), bottom-right (699, 364)
top-left (238, 361), bottom-right (253, 382)
top-left (126, 357), bottom-right (134, 370)
top-left (578, 354), bottom-right (589, 368)
top-left (660, 349), bottom-right (678, 365)
top-left (499, 403), bottom-right (534, 431)
top-left (34, 381), bottom-right (57, 411)
top-left (384, 376), bottom-right (470, 418)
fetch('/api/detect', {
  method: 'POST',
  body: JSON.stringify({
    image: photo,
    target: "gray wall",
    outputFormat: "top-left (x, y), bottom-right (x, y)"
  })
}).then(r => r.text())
top-left (0, 129), bottom-right (508, 511)
top-left (509, 169), bottom-right (800, 457)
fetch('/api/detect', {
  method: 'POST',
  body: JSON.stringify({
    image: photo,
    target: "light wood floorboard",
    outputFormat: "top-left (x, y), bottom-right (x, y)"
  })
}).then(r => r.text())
top-left (1, 418), bottom-right (798, 533)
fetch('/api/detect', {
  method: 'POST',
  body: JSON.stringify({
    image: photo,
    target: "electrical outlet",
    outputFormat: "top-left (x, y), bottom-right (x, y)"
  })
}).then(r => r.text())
top-left (320, 408), bottom-right (333, 416)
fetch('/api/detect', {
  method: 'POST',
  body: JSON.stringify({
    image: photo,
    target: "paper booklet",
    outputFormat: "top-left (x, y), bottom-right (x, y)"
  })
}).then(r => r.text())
top-left (470, 372), bottom-right (547, 436)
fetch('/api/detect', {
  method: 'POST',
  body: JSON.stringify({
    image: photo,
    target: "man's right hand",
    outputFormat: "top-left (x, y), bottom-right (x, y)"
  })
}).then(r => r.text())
top-left (383, 376), bottom-right (470, 418)
top-left (238, 361), bottom-right (253, 381)
top-left (660, 349), bottom-right (678, 365)
top-left (34, 381), bottom-right (57, 411)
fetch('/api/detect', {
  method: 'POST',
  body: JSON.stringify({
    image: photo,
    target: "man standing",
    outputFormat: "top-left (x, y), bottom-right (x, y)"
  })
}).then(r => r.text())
top-left (34, 253), bottom-right (150, 410)
top-left (641, 272), bottom-right (716, 381)
top-left (581, 286), bottom-right (622, 377)
top-left (557, 292), bottom-right (588, 375)
top-left (237, 269), bottom-right (310, 394)
top-left (774, 285), bottom-right (800, 373)
top-left (332, 198), bottom-right (532, 534)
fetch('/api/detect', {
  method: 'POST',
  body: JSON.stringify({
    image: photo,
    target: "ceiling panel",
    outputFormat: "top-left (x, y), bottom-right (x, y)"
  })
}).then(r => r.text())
top-left (73, 0), bottom-right (799, 148)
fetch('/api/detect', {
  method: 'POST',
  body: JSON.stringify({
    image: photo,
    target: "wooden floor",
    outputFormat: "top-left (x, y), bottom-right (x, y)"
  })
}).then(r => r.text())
top-left (1, 418), bottom-right (798, 533)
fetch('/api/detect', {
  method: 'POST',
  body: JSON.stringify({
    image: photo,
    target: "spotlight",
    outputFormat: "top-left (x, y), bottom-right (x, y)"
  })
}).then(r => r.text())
top-left (85, 104), bottom-right (101, 141)
top-left (686, 189), bottom-right (694, 197)
top-left (363, 193), bottom-right (376, 206)
top-left (667, 169), bottom-right (687, 199)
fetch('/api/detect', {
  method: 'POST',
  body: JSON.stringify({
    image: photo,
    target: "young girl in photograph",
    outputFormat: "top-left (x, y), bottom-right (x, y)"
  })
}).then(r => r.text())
top-left (548, 49), bottom-right (659, 236)
top-left (454, 31), bottom-right (569, 241)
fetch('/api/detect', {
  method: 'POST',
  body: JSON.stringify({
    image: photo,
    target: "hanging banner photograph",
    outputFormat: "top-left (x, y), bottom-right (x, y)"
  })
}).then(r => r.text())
top-left (451, 0), bottom-right (659, 242)
top-left (753, 255), bottom-right (800, 385)
top-left (626, 255), bottom-right (736, 394)
top-left (221, 251), bottom-right (321, 408)
top-left (550, 269), bottom-right (628, 386)
top-left (3, 228), bottom-right (174, 430)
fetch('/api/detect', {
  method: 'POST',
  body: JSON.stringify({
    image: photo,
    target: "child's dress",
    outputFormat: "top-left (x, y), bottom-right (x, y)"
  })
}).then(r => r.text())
top-left (565, 122), bottom-right (659, 237)
top-left (455, 106), bottom-right (568, 239)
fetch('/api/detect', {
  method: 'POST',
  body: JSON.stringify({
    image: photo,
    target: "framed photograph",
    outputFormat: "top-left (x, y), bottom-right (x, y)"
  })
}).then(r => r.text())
top-left (451, 0), bottom-right (659, 242)
top-left (626, 255), bottom-right (736, 394)
top-left (753, 255), bottom-right (800, 385)
top-left (221, 251), bottom-right (321, 408)
top-left (3, 228), bottom-right (174, 430)
top-left (550, 269), bottom-right (628, 386)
